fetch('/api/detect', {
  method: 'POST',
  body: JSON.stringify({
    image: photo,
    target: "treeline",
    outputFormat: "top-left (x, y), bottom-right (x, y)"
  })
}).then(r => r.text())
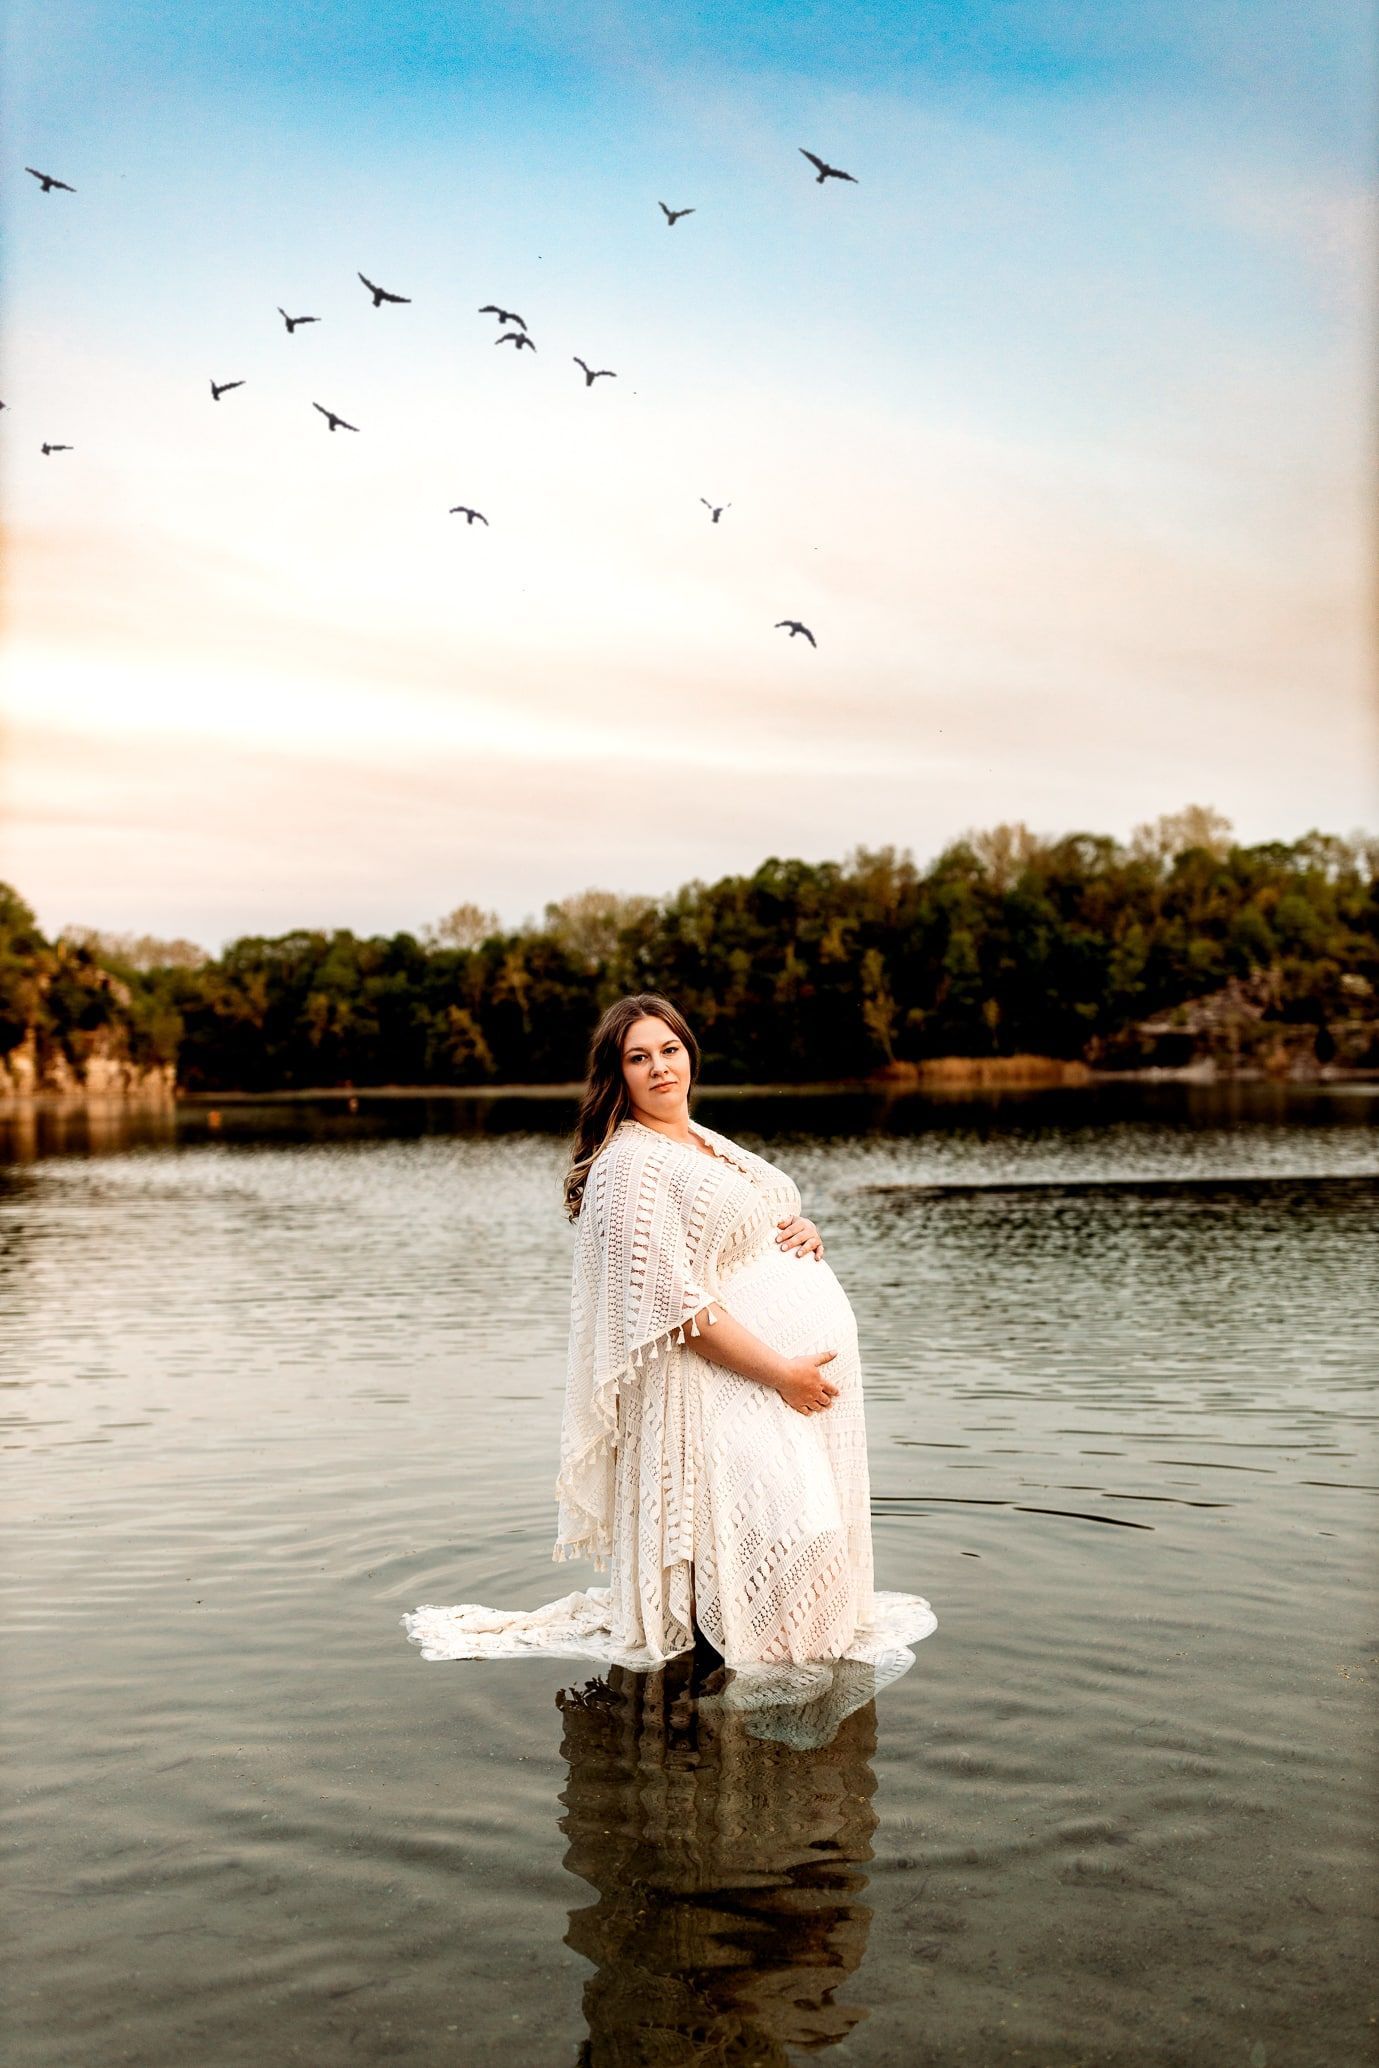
top-left (0, 891), bottom-right (187, 1096)
top-left (3, 808), bottom-right (1377, 1093)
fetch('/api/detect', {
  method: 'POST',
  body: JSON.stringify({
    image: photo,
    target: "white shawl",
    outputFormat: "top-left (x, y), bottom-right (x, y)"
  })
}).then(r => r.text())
top-left (401, 1114), bottom-right (941, 1707)
top-left (553, 1118), bottom-right (760, 1567)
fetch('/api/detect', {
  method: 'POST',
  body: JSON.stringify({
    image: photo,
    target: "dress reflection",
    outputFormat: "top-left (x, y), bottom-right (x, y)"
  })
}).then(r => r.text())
top-left (556, 1641), bottom-right (882, 2066)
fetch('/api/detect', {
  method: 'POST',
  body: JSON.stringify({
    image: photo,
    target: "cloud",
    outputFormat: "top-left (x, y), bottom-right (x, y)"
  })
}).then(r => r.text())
top-left (6, 665), bottom-right (1375, 950)
top-left (3, 0), bottom-right (1375, 942)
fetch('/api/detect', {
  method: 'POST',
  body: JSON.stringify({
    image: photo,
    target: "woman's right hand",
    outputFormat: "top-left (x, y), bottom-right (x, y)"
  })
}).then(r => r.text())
top-left (774, 1349), bottom-right (839, 1416)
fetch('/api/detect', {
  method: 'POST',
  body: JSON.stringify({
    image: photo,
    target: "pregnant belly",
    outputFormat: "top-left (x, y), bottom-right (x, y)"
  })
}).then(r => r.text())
top-left (717, 1243), bottom-right (859, 1361)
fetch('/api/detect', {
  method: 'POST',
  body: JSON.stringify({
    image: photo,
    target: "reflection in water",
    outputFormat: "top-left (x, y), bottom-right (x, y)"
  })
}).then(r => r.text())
top-left (4, 1093), bottom-right (1374, 2066)
top-left (557, 1643), bottom-right (880, 2066)
top-left (0, 1098), bottom-right (175, 1163)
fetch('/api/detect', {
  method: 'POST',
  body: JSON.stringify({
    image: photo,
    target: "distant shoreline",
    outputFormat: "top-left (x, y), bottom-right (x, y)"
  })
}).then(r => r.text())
top-left (3, 1061), bottom-right (1376, 1114)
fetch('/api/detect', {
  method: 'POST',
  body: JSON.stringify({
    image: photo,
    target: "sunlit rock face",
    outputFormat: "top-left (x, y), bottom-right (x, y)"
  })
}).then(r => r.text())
top-left (0, 1027), bottom-right (176, 1101)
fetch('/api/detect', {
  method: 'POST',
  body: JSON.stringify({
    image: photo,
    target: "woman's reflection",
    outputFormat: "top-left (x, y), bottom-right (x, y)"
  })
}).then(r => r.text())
top-left (556, 1640), bottom-right (883, 2065)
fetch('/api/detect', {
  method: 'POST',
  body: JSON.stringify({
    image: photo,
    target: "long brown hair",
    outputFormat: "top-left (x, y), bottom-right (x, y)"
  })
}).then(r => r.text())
top-left (562, 993), bottom-right (702, 1221)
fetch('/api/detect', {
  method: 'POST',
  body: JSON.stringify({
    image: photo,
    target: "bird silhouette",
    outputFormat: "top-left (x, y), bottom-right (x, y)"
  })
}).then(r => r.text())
top-left (312, 403), bottom-right (359, 433)
top-left (479, 305), bottom-right (526, 330)
top-left (573, 357), bottom-right (615, 386)
top-left (700, 499), bottom-right (730, 523)
top-left (26, 167), bottom-right (75, 193)
top-left (210, 379), bottom-right (244, 401)
top-left (658, 202), bottom-right (695, 225)
top-left (799, 149), bottom-right (856, 185)
top-left (41, 442), bottom-right (73, 454)
top-left (449, 506), bottom-right (489, 526)
top-left (277, 307), bottom-right (319, 333)
top-left (775, 619), bottom-right (817, 646)
top-left (357, 272), bottom-right (410, 307)
top-left (497, 330), bottom-right (536, 351)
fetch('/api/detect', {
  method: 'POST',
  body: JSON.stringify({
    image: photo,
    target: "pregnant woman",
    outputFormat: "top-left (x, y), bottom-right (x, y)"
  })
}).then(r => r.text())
top-left (402, 992), bottom-right (936, 1678)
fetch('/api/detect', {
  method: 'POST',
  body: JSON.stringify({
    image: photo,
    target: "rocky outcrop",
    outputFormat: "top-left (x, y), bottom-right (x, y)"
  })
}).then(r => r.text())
top-left (0, 885), bottom-right (181, 1103)
top-left (1091, 969), bottom-right (1378, 1078)
top-left (0, 1027), bottom-right (176, 1102)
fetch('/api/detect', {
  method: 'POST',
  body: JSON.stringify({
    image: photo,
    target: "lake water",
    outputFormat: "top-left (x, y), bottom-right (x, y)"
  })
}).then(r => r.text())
top-left (2, 1084), bottom-right (1376, 2066)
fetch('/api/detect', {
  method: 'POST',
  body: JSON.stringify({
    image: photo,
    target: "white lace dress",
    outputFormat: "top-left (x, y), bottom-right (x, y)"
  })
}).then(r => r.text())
top-left (402, 1116), bottom-right (937, 1688)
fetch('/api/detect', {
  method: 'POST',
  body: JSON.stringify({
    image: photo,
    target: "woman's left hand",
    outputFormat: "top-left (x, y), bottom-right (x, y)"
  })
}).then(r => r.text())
top-left (776, 1214), bottom-right (824, 1261)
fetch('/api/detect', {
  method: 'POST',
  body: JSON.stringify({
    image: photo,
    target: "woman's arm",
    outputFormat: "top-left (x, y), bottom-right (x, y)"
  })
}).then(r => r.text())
top-left (685, 1302), bottom-right (839, 1415)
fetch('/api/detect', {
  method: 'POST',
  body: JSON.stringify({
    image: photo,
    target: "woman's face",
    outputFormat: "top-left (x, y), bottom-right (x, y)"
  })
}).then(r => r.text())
top-left (621, 1015), bottom-right (692, 1125)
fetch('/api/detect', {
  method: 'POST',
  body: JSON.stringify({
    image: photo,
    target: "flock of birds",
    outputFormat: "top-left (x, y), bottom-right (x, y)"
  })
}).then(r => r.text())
top-left (18, 146), bottom-right (864, 648)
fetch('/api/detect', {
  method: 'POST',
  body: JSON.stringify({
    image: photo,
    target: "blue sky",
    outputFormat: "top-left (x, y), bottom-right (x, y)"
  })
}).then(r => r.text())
top-left (2, 0), bottom-right (1375, 946)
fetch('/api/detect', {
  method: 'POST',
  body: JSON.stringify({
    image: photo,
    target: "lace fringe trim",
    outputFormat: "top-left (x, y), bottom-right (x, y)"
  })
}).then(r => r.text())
top-left (551, 1299), bottom-right (721, 1567)
top-left (628, 1298), bottom-right (719, 1365)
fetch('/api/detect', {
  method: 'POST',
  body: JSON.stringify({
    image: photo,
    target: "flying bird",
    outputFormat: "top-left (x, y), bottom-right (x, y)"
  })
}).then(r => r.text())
top-left (496, 330), bottom-right (536, 351)
top-left (210, 379), bottom-right (244, 401)
top-left (449, 506), bottom-right (489, 525)
top-left (41, 442), bottom-right (73, 454)
top-left (26, 167), bottom-right (75, 193)
top-left (357, 272), bottom-right (410, 307)
top-left (658, 203), bottom-right (695, 225)
top-left (573, 357), bottom-right (615, 386)
top-left (277, 307), bottom-right (319, 333)
top-left (312, 403), bottom-right (358, 433)
top-left (700, 499), bottom-right (730, 523)
top-left (799, 149), bottom-right (856, 185)
top-left (775, 619), bottom-right (817, 647)
top-left (479, 305), bottom-right (526, 330)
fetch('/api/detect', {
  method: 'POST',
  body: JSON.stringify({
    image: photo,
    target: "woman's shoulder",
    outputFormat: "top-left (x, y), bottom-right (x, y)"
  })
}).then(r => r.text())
top-left (590, 1118), bottom-right (694, 1182)
top-left (692, 1116), bottom-right (788, 1174)
top-left (593, 1119), bottom-right (753, 1197)
top-left (581, 1120), bottom-right (728, 1238)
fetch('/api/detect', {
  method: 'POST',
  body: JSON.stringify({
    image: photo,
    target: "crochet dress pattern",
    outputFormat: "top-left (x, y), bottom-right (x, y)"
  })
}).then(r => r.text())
top-left (402, 1116), bottom-right (936, 1688)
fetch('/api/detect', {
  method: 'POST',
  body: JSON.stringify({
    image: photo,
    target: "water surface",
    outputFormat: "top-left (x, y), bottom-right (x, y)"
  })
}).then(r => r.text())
top-left (2, 1086), bottom-right (1376, 2065)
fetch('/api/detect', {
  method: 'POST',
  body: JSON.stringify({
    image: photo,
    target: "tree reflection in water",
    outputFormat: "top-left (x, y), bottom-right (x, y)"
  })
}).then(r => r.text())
top-left (556, 1641), bottom-right (886, 2066)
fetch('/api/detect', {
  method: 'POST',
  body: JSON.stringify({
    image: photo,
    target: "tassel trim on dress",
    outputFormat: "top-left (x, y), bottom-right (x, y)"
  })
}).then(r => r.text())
top-left (626, 1301), bottom-right (717, 1378)
top-left (552, 1534), bottom-right (610, 1569)
top-left (551, 1299), bottom-right (721, 1565)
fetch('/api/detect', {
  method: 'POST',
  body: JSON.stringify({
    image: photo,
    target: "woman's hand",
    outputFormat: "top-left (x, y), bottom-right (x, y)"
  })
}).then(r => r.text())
top-left (774, 1349), bottom-right (839, 1416)
top-left (776, 1214), bottom-right (824, 1260)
